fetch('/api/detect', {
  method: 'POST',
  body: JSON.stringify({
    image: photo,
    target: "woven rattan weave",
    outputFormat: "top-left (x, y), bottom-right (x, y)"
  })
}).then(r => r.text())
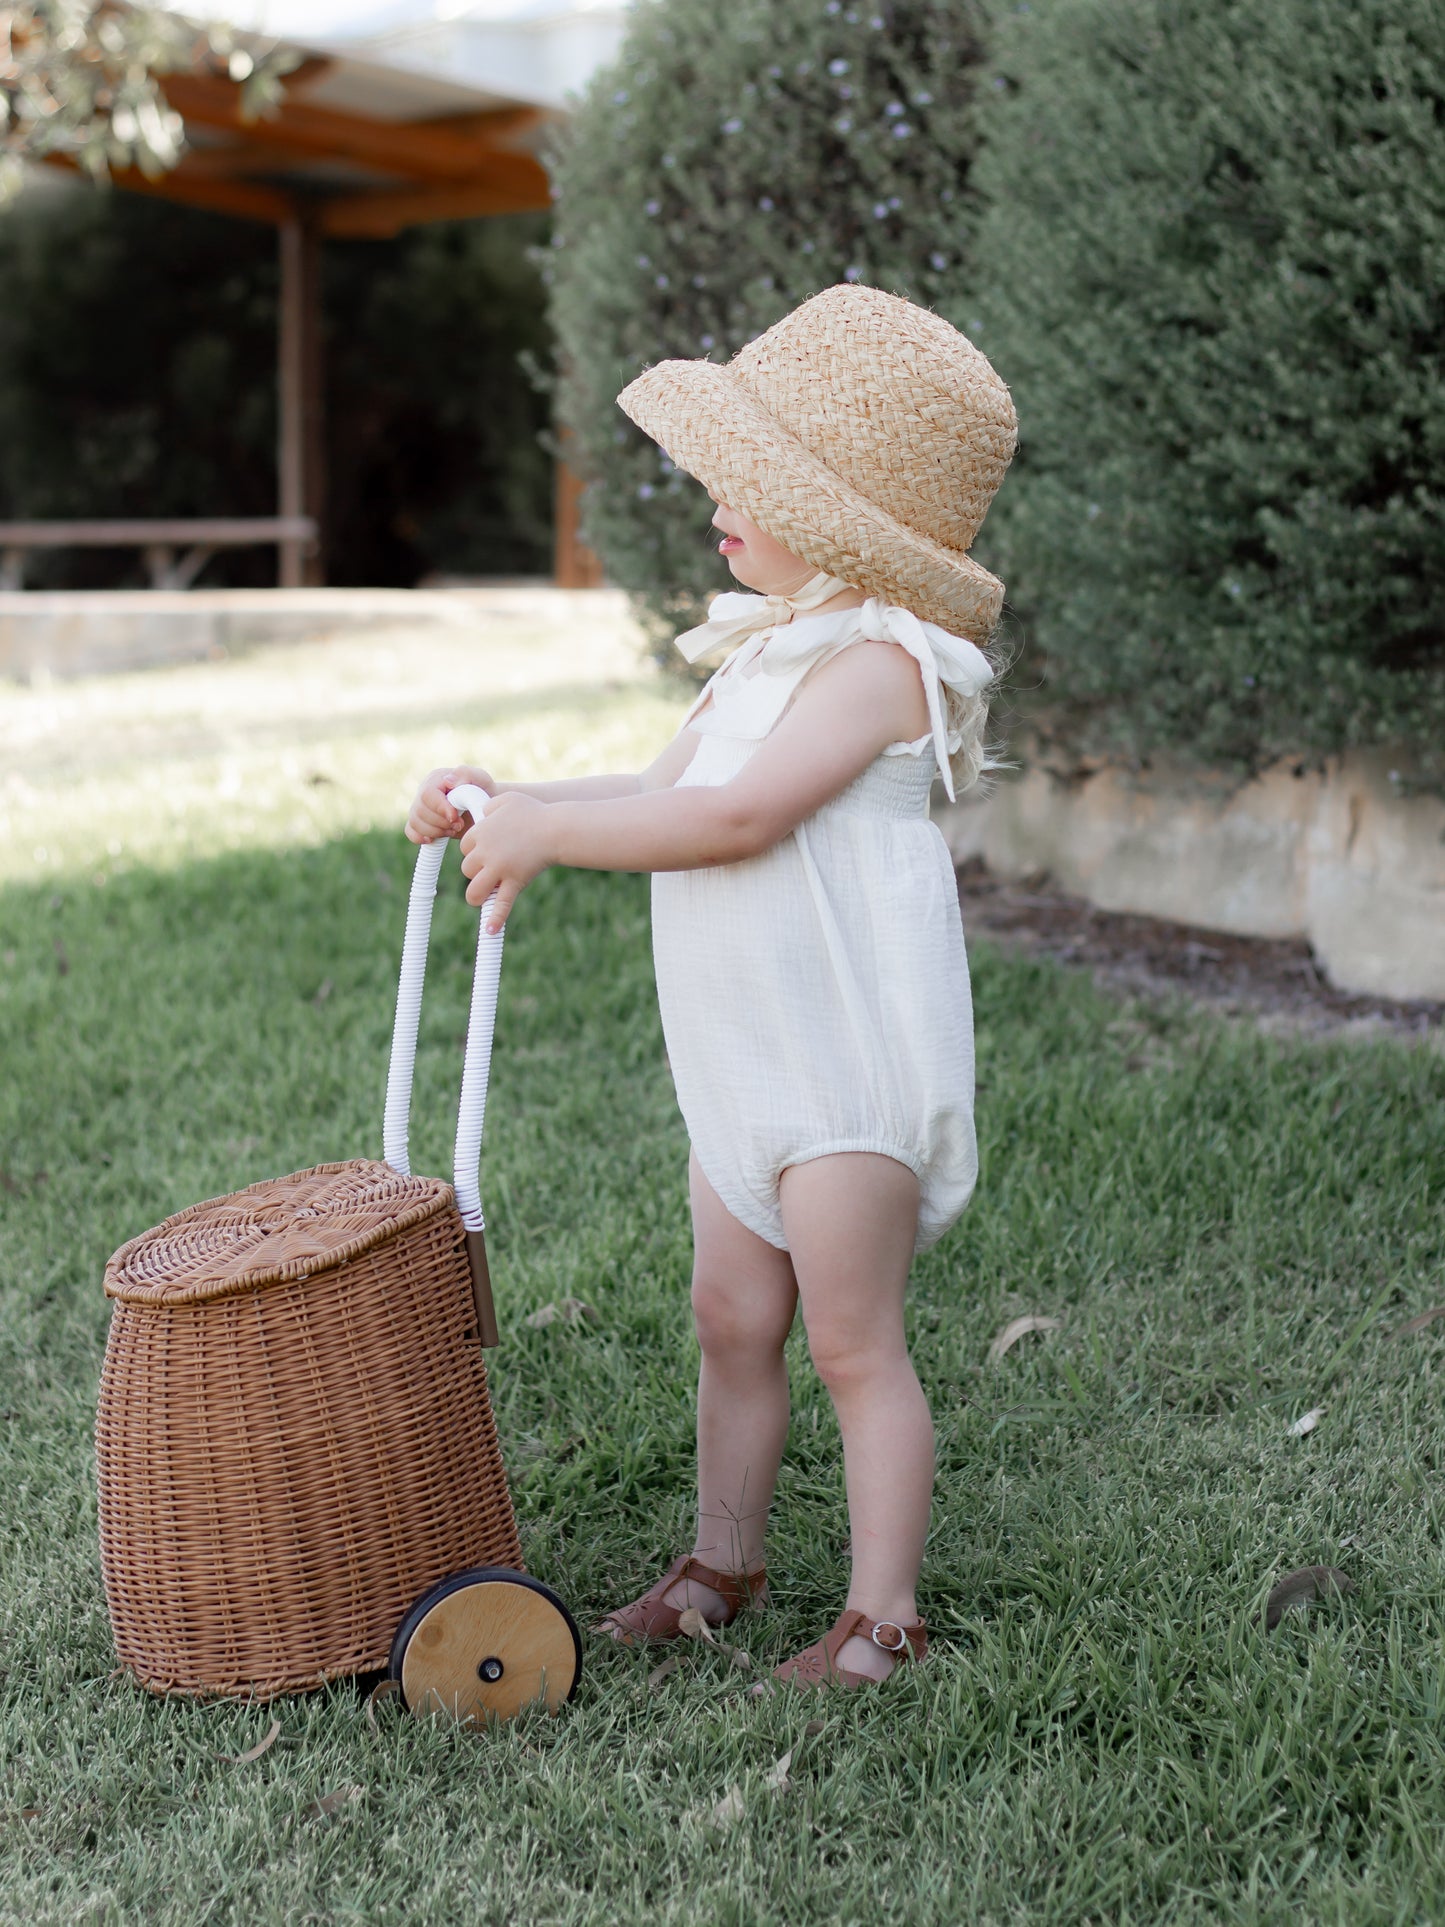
top-left (97, 1158), bottom-right (522, 1700)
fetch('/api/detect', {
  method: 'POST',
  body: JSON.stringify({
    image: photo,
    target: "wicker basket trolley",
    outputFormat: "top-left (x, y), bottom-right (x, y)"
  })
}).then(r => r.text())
top-left (95, 789), bottom-right (581, 1722)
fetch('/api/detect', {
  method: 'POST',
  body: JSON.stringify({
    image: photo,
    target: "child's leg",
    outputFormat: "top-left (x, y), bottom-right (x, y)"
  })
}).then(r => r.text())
top-left (779, 1151), bottom-right (932, 1681)
top-left (656, 1153), bottom-right (799, 1618)
top-left (603, 1156), bottom-right (796, 1633)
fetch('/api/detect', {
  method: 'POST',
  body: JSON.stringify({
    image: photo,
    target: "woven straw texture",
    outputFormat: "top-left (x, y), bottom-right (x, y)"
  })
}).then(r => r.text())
top-left (618, 284), bottom-right (1017, 642)
top-left (97, 1160), bottom-right (522, 1700)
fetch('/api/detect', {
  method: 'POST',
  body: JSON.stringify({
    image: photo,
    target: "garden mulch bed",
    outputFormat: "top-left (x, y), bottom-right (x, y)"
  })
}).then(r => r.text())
top-left (957, 856), bottom-right (1443, 1042)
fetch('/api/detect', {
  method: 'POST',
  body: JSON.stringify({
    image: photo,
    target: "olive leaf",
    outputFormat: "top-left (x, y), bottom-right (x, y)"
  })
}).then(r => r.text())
top-left (712, 1786), bottom-right (745, 1828)
top-left (765, 1748), bottom-right (793, 1794)
top-left (646, 1656), bottom-right (680, 1692)
top-left (524, 1297), bottom-right (598, 1330)
top-left (364, 1679), bottom-right (401, 1728)
top-left (676, 1606), bottom-right (717, 1644)
top-left (1394, 1307), bottom-right (1445, 1338)
top-left (305, 1786), bottom-right (364, 1823)
top-left (1288, 1407), bottom-right (1324, 1437)
top-left (988, 1315), bottom-right (1062, 1363)
top-left (1264, 1565), bottom-right (1354, 1630)
top-left (219, 1718), bottom-right (280, 1765)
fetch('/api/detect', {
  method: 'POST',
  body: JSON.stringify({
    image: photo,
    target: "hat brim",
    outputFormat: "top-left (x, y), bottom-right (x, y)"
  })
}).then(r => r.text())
top-left (618, 358), bottom-right (1005, 643)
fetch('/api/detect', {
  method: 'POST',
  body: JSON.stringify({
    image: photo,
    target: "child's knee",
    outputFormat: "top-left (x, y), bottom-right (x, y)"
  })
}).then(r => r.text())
top-left (691, 1268), bottom-right (790, 1360)
top-left (806, 1323), bottom-right (909, 1396)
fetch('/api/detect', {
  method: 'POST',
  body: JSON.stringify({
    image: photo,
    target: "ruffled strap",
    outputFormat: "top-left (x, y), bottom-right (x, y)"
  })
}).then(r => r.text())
top-left (854, 600), bottom-right (994, 802)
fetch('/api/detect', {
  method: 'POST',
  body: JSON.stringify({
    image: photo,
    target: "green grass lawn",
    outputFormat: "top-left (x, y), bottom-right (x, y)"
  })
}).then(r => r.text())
top-left (2, 631), bottom-right (1444, 1924)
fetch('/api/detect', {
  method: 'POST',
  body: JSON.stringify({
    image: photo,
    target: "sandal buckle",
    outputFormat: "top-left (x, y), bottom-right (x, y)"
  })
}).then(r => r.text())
top-left (869, 1620), bottom-right (908, 1655)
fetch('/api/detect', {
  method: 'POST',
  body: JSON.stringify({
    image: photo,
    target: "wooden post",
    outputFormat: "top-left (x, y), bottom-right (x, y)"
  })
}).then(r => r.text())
top-left (552, 426), bottom-right (604, 588)
top-left (278, 217), bottom-right (325, 587)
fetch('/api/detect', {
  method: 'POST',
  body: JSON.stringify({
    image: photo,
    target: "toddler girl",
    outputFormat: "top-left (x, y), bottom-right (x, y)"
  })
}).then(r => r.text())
top-left (406, 284), bottom-right (1016, 1689)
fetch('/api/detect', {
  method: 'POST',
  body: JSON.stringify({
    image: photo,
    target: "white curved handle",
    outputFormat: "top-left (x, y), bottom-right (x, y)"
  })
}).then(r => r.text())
top-left (382, 783), bottom-right (502, 1231)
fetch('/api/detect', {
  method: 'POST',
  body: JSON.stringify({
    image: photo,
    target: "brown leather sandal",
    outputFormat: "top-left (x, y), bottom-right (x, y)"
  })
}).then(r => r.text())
top-left (596, 1553), bottom-right (768, 1646)
top-left (769, 1608), bottom-right (927, 1689)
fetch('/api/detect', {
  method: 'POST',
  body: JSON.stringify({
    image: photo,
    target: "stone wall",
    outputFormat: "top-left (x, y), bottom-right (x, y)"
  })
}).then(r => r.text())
top-left (937, 750), bottom-right (1445, 1003)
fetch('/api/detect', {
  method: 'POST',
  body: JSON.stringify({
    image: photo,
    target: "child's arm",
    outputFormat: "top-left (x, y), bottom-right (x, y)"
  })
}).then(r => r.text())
top-left (461, 642), bottom-right (927, 927)
top-left (405, 732), bottom-right (701, 844)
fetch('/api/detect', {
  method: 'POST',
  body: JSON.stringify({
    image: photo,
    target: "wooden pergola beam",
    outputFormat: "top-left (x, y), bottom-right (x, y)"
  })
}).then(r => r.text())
top-left (159, 73), bottom-right (547, 186)
top-left (321, 172), bottom-right (550, 238)
top-left (43, 152), bottom-right (296, 225)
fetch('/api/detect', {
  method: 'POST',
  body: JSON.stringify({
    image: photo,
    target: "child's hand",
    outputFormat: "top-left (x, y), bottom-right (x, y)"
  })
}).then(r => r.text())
top-left (405, 766), bottom-right (496, 844)
top-left (459, 792), bottom-right (553, 931)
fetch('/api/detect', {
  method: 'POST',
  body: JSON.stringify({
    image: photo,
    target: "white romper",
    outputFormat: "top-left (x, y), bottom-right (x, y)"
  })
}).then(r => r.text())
top-left (651, 590), bottom-right (992, 1255)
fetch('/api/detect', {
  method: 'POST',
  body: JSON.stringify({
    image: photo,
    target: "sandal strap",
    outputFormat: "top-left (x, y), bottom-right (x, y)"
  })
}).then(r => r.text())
top-left (668, 1554), bottom-right (767, 1610)
top-left (827, 1609), bottom-right (927, 1666)
top-left (771, 1609), bottom-right (928, 1688)
top-left (596, 1552), bottom-right (767, 1644)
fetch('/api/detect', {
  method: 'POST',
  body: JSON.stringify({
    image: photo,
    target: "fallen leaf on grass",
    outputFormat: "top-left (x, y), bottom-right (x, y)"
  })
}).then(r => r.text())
top-left (1288, 1407), bottom-right (1324, 1437)
top-left (765, 1749), bottom-right (793, 1794)
top-left (1265, 1566), bottom-right (1355, 1631)
top-left (1394, 1307), bottom-right (1445, 1339)
top-left (53, 938), bottom-right (69, 977)
top-left (311, 979), bottom-right (333, 1007)
top-left (676, 1607), bottom-right (716, 1644)
top-left (365, 1679), bottom-right (401, 1727)
top-left (712, 1786), bottom-right (745, 1828)
top-left (988, 1315), bottom-right (1062, 1363)
top-left (524, 1297), bottom-right (598, 1330)
top-left (219, 1718), bottom-right (281, 1765)
top-left (646, 1657), bottom-right (680, 1692)
top-left (305, 1786), bottom-right (363, 1824)
top-left (803, 1719), bottom-right (825, 1739)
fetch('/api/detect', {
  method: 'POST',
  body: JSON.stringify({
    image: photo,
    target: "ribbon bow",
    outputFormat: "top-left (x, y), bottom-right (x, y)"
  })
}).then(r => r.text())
top-left (672, 572), bottom-right (850, 665)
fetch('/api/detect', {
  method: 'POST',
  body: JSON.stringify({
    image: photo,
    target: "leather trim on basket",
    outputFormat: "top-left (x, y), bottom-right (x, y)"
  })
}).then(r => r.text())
top-left (103, 1158), bottom-right (459, 1306)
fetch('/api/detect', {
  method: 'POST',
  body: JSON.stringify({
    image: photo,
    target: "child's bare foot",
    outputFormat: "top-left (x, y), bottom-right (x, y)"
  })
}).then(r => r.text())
top-left (831, 1630), bottom-right (900, 1681)
top-left (656, 1568), bottom-right (735, 1623)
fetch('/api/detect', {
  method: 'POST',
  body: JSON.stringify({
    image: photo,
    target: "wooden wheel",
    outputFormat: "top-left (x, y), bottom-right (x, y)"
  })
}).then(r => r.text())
top-left (389, 1568), bottom-right (582, 1724)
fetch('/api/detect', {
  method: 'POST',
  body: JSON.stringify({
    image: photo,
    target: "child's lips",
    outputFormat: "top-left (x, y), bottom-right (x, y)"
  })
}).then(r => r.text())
top-left (717, 536), bottom-right (745, 554)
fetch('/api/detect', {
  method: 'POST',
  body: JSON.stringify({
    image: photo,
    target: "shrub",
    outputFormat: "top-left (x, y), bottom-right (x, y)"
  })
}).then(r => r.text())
top-left (546, 0), bottom-right (994, 646)
top-left (971, 0), bottom-right (1445, 777)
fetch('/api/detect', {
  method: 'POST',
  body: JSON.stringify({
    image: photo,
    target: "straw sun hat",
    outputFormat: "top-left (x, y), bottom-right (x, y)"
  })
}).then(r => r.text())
top-left (617, 283), bottom-right (1017, 643)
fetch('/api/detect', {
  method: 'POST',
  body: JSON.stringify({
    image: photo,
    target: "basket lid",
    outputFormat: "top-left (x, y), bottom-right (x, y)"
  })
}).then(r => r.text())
top-left (104, 1159), bottom-right (458, 1306)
